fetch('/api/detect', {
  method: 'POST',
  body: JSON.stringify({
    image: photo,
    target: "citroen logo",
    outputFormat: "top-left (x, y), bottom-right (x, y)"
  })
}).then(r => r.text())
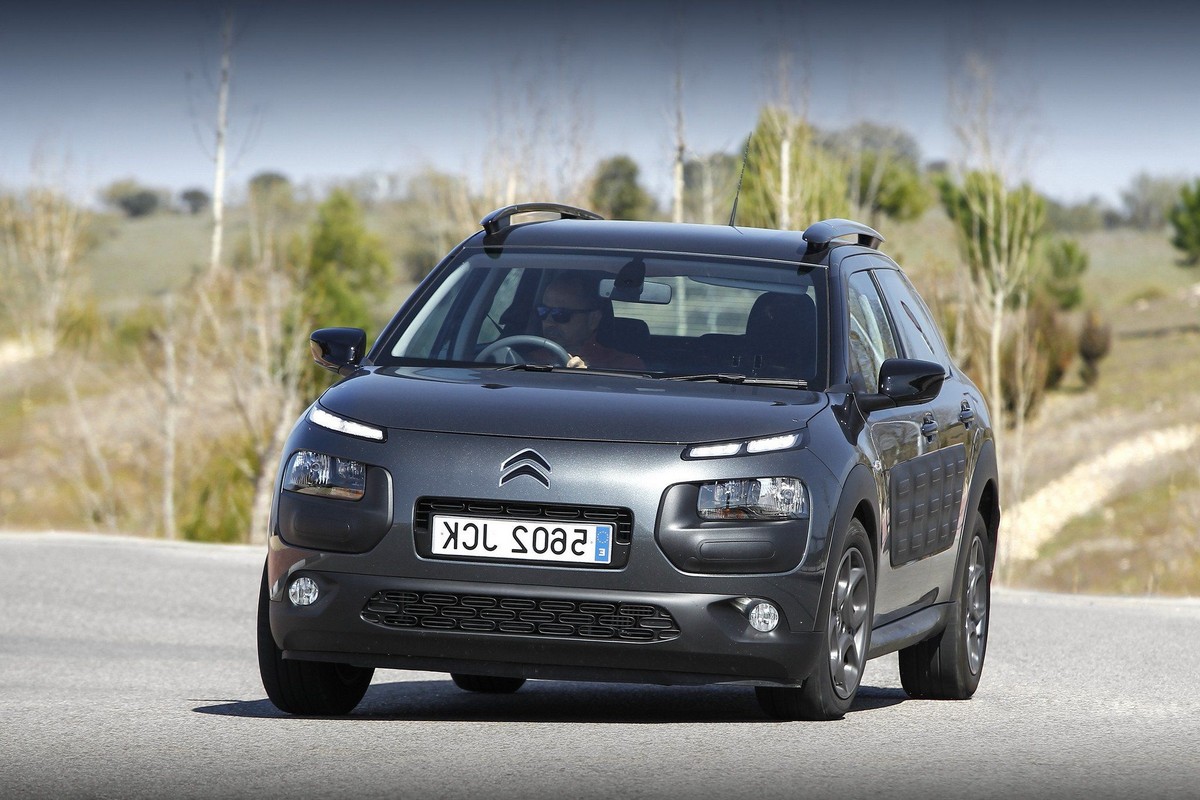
top-left (499, 449), bottom-right (551, 488)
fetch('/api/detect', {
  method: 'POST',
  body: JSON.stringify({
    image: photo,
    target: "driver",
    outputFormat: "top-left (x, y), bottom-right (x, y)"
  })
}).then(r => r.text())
top-left (538, 273), bottom-right (645, 371)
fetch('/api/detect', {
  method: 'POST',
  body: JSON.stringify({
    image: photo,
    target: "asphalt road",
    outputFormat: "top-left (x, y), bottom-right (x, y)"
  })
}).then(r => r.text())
top-left (3, 532), bottom-right (1199, 800)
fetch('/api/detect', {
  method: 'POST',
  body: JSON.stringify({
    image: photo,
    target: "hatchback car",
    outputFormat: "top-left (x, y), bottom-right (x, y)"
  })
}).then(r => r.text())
top-left (257, 202), bottom-right (998, 720)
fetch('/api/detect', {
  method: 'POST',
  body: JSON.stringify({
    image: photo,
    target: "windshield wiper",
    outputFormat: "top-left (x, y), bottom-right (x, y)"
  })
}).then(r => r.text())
top-left (493, 363), bottom-right (654, 379)
top-left (494, 363), bottom-right (558, 372)
top-left (664, 372), bottom-right (808, 389)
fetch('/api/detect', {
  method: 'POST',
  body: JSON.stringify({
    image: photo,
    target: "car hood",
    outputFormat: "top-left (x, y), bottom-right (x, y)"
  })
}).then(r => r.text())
top-left (317, 366), bottom-right (826, 445)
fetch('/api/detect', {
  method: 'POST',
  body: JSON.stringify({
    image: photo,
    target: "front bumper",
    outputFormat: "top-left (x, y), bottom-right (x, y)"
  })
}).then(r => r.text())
top-left (265, 422), bottom-right (843, 687)
top-left (268, 561), bottom-right (827, 686)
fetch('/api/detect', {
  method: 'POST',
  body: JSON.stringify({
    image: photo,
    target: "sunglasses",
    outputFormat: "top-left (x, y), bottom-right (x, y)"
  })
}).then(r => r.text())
top-left (536, 305), bottom-right (595, 324)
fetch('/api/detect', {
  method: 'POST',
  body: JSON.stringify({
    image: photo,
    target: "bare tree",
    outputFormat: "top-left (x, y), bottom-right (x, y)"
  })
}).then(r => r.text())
top-left (207, 11), bottom-right (234, 276)
top-left (671, 63), bottom-right (686, 224)
top-left (0, 155), bottom-right (126, 530)
top-left (225, 239), bottom-right (307, 545)
top-left (0, 158), bottom-right (88, 356)
top-left (741, 43), bottom-right (848, 230)
top-left (941, 53), bottom-right (1046, 577)
top-left (945, 55), bottom-right (1045, 438)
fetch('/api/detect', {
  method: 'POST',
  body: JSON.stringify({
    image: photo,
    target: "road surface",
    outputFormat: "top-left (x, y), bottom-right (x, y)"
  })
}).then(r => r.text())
top-left (2, 532), bottom-right (1198, 799)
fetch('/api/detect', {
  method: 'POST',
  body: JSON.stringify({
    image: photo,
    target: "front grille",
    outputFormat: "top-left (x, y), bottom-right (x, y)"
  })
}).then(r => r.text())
top-left (361, 589), bottom-right (680, 642)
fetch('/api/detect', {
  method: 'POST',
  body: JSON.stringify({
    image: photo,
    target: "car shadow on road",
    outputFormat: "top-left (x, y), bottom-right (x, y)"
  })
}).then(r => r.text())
top-left (193, 680), bottom-right (906, 723)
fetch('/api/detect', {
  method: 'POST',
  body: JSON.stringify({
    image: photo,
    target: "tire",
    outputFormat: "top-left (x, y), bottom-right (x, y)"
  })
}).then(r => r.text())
top-left (257, 564), bottom-right (374, 715)
top-left (756, 518), bottom-right (875, 721)
top-left (451, 674), bottom-right (527, 693)
top-left (899, 509), bottom-right (991, 700)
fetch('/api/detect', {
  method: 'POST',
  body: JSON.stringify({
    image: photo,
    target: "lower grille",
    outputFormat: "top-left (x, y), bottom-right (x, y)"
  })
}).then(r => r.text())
top-left (361, 590), bottom-right (680, 642)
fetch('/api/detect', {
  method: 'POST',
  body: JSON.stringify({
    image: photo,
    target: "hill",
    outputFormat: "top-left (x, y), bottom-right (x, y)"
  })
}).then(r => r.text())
top-left (1, 210), bottom-right (1197, 595)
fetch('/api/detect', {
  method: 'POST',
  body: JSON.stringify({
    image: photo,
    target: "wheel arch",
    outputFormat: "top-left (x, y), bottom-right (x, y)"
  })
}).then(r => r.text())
top-left (966, 438), bottom-right (1000, 578)
top-left (829, 462), bottom-right (880, 570)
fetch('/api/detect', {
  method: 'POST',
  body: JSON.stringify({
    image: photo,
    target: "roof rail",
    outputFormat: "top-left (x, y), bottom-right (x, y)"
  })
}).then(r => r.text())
top-left (801, 218), bottom-right (885, 256)
top-left (480, 203), bottom-right (604, 236)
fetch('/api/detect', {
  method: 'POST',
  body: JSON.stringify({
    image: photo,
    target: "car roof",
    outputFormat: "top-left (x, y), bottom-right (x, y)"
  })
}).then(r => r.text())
top-left (466, 218), bottom-right (842, 266)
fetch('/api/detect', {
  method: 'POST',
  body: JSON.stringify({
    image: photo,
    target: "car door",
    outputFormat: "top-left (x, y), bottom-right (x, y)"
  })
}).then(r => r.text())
top-left (843, 262), bottom-right (966, 619)
top-left (873, 267), bottom-right (980, 585)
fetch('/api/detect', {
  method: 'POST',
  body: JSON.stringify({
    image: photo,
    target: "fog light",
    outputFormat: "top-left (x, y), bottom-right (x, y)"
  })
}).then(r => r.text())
top-left (289, 576), bottom-right (319, 606)
top-left (732, 597), bottom-right (781, 632)
top-left (748, 601), bottom-right (780, 632)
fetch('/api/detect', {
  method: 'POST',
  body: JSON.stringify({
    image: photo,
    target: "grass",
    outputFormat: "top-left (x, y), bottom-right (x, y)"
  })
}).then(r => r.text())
top-left (83, 212), bottom-right (215, 310)
top-left (1017, 465), bottom-right (1200, 596)
top-left (1002, 224), bottom-right (1200, 595)
top-left (1077, 226), bottom-right (1198, 313)
top-left (6, 208), bottom-right (1200, 591)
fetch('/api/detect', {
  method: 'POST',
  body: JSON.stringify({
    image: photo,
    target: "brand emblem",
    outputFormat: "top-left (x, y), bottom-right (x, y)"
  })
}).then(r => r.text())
top-left (499, 449), bottom-right (551, 488)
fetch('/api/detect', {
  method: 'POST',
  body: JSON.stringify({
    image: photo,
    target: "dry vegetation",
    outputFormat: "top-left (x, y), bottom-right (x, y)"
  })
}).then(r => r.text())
top-left (1, 207), bottom-right (1198, 596)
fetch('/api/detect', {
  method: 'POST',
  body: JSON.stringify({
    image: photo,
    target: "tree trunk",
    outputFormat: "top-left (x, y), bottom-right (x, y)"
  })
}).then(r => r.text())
top-left (207, 12), bottom-right (233, 276)
top-left (250, 396), bottom-right (299, 545)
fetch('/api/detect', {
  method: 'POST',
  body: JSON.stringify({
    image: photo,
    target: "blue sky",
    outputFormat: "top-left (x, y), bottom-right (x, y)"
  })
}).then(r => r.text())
top-left (2, 0), bottom-right (1198, 208)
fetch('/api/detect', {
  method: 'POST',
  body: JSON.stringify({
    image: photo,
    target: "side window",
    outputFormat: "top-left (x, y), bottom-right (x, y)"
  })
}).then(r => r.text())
top-left (846, 271), bottom-right (898, 393)
top-left (874, 269), bottom-right (952, 369)
top-left (475, 267), bottom-right (525, 346)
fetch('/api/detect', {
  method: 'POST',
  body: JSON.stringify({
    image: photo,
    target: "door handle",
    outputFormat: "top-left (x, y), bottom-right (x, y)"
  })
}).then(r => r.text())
top-left (921, 412), bottom-right (938, 440)
top-left (959, 401), bottom-right (975, 428)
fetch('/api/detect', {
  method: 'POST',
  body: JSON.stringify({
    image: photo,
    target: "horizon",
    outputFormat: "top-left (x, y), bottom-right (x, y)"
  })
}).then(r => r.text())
top-left (3, 0), bottom-right (1199, 209)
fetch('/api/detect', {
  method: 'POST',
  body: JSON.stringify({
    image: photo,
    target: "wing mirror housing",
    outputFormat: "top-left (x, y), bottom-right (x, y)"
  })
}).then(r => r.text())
top-left (310, 327), bottom-right (367, 376)
top-left (857, 358), bottom-right (947, 413)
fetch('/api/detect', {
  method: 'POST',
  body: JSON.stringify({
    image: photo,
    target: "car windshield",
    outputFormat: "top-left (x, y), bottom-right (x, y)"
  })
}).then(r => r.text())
top-left (377, 247), bottom-right (829, 388)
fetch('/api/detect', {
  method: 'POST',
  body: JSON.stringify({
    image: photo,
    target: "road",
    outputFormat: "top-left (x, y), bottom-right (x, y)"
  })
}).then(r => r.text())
top-left (2, 532), bottom-right (1199, 800)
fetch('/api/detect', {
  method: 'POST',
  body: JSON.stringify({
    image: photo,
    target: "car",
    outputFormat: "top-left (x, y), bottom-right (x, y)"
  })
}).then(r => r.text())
top-left (257, 201), bottom-right (999, 721)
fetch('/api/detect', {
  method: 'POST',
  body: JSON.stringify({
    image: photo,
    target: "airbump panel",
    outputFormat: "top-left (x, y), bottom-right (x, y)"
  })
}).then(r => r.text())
top-left (889, 444), bottom-right (967, 566)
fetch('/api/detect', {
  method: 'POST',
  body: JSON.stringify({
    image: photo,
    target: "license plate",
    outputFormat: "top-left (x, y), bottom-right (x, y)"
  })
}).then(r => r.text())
top-left (430, 515), bottom-right (613, 565)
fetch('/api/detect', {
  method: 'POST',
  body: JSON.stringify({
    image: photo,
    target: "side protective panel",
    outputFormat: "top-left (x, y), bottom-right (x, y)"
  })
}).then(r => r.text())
top-left (889, 444), bottom-right (967, 567)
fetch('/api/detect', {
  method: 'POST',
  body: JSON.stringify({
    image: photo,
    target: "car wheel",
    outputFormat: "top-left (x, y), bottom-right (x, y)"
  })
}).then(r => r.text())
top-left (756, 518), bottom-right (875, 721)
top-left (450, 674), bottom-right (527, 693)
top-left (899, 509), bottom-right (991, 699)
top-left (257, 564), bottom-right (374, 715)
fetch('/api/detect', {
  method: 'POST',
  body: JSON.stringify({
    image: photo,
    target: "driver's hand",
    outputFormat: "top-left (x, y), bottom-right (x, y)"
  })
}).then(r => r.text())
top-left (566, 355), bottom-right (588, 369)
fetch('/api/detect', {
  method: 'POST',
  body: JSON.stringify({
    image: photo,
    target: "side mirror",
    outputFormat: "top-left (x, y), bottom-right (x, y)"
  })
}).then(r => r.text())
top-left (857, 358), bottom-right (946, 413)
top-left (310, 327), bottom-right (367, 376)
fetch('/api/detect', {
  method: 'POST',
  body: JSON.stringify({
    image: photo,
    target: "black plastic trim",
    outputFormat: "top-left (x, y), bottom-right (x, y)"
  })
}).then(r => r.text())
top-left (277, 467), bottom-right (393, 553)
top-left (480, 203), bottom-right (603, 236)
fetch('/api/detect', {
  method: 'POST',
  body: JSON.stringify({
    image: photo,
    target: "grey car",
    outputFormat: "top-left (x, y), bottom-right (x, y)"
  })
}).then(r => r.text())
top-left (257, 203), bottom-right (998, 721)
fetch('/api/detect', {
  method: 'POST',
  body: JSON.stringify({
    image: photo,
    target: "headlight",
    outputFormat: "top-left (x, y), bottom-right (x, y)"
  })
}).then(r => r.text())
top-left (686, 432), bottom-right (800, 459)
top-left (284, 450), bottom-right (367, 500)
top-left (309, 406), bottom-right (385, 441)
top-left (697, 477), bottom-right (808, 520)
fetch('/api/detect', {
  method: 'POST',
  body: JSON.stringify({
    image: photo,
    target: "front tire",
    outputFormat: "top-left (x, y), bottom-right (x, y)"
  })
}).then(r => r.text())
top-left (757, 518), bottom-right (875, 721)
top-left (899, 509), bottom-right (991, 699)
top-left (257, 564), bottom-right (374, 715)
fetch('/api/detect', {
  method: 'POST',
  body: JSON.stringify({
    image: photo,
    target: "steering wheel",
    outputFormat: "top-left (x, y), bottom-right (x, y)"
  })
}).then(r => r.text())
top-left (477, 335), bottom-right (572, 366)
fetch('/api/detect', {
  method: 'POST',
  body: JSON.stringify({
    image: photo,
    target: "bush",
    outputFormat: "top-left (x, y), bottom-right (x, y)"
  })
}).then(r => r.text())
top-left (1168, 179), bottom-right (1200, 267)
top-left (1078, 309), bottom-right (1112, 388)
top-left (101, 179), bottom-right (167, 218)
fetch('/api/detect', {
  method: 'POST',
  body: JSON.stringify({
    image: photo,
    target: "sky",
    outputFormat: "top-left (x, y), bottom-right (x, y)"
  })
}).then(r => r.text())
top-left (2, 0), bottom-right (1199, 210)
